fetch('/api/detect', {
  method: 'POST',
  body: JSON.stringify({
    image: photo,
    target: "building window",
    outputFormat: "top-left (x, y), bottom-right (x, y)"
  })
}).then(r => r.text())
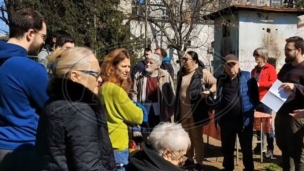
top-left (222, 20), bottom-right (230, 37)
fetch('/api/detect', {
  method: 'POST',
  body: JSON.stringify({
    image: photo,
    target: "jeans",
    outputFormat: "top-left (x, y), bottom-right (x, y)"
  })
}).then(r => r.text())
top-left (114, 149), bottom-right (129, 171)
top-left (255, 102), bottom-right (274, 151)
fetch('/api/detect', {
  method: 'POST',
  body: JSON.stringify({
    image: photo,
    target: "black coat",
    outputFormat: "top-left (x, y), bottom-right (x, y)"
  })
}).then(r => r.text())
top-left (174, 66), bottom-right (210, 126)
top-left (35, 78), bottom-right (116, 171)
top-left (126, 143), bottom-right (183, 171)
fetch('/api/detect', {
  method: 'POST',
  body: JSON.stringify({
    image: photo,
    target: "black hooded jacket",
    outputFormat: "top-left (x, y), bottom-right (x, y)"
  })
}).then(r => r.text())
top-left (126, 143), bottom-right (183, 171)
top-left (35, 78), bottom-right (116, 171)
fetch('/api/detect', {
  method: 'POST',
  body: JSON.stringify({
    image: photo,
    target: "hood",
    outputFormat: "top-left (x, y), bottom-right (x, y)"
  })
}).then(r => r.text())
top-left (47, 77), bottom-right (99, 103)
top-left (126, 143), bottom-right (183, 171)
top-left (47, 78), bottom-right (102, 112)
top-left (162, 56), bottom-right (171, 62)
top-left (0, 41), bottom-right (28, 59)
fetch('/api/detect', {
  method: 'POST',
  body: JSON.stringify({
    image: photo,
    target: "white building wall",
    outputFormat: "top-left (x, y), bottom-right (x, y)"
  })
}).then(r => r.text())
top-left (238, 11), bottom-right (298, 72)
top-left (213, 14), bottom-right (239, 75)
top-left (130, 20), bottom-right (214, 73)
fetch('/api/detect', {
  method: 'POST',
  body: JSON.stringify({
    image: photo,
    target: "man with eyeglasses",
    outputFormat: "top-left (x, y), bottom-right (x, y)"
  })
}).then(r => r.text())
top-left (131, 47), bottom-right (152, 80)
top-left (276, 36), bottom-right (304, 171)
top-left (0, 8), bottom-right (49, 170)
top-left (215, 54), bottom-right (259, 171)
top-left (38, 30), bottom-right (74, 69)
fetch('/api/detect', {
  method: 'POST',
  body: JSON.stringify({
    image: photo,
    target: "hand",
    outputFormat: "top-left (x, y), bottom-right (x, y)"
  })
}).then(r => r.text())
top-left (279, 83), bottom-right (295, 92)
top-left (257, 83), bottom-right (259, 87)
top-left (289, 109), bottom-right (304, 118)
top-left (202, 90), bottom-right (210, 95)
top-left (202, 90), bottom-right (210, 98)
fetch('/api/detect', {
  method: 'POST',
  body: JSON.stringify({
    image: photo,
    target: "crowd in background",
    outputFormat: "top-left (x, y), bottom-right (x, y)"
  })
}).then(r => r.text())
top-left (1, 7), bottom-right (304, 171)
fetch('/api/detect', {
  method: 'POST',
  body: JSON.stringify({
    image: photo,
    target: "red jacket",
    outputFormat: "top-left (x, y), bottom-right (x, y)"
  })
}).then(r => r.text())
top-left (251, 63), bottom-right (277, 101)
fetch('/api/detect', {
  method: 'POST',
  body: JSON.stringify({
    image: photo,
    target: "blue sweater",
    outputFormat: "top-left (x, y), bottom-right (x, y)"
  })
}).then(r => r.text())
top-left (0, 41), bottom-right (49, 150)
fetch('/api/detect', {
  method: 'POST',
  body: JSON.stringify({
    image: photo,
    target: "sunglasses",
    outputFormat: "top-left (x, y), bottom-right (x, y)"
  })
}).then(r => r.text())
top-left (182, 57), bottom-right (192, 62)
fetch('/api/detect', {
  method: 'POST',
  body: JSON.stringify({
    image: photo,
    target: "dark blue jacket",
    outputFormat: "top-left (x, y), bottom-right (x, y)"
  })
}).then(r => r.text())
top-left (0, 41), bottom-right (49, 150)
top-left (131, 60), bottom-right (146, 80)
top-left (215, 71), bottom-right (259, 127)
top-left (160, 57), bottom-right (174, 79)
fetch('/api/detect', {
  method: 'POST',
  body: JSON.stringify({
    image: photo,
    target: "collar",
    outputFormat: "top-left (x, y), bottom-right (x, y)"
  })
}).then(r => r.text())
top-left (138, 143), bottom-right (184, 171)
top-left (47, 78), bottom-right (101, 109)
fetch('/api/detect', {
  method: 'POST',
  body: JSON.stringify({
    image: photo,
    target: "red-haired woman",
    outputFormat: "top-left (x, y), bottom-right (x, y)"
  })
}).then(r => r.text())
top-left (99, 48), bottom-right (144, 171)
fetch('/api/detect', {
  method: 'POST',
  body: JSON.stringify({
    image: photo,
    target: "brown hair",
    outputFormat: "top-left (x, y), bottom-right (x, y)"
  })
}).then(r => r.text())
top-left (286, 36), bottom-right (304, 55)
top-left (155, 47), bottom-right (167, 58)
top-left (100, 48), bottom-right (132, 92)
top-left (9, 8), bottom-right (45, 39)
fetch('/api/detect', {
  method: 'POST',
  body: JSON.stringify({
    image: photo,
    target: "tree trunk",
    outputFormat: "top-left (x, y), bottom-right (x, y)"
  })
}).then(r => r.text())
top-left (177, 50), bottom-right (185, 67)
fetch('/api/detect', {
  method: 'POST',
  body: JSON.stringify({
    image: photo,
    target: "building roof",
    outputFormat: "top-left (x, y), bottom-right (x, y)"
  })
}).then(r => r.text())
top-left (203, 5), bottom-right (304, 20)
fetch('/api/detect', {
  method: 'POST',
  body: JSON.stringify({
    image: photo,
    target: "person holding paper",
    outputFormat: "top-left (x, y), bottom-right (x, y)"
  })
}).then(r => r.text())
top-left (276, 36), bottom-right (304, 171)
top-left (215, 54), bottom-right (259, 171)
top-left (251, 47), bottom-right (277, 159)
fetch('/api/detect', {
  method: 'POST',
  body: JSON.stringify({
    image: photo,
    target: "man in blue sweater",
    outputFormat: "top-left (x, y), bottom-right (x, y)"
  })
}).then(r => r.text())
top-left (216, 54), bottom-right (259, 171)
top-left (0, 8), bottom-right (49, 170)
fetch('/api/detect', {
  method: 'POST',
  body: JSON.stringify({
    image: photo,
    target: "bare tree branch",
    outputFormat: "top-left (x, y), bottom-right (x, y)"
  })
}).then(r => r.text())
top-left (128, 0), bottom-right (220, 63)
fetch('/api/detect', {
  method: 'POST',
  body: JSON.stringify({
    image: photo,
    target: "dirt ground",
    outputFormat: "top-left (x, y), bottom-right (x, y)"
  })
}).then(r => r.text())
top-left (201, 134), bottom-right (281, 171)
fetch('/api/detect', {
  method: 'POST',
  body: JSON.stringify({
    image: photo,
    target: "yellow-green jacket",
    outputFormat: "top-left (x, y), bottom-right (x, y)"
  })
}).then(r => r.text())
top-left (99, 82), bottom-right (143, 150)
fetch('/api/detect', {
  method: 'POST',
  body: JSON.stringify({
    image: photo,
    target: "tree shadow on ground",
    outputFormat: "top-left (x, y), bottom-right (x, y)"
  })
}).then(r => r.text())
top-left (204, 142), bottom-right (222, 158)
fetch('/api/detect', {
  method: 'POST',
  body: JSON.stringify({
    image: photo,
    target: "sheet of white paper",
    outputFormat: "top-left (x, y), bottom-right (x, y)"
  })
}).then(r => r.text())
top-left (268, 80), bottom-right (291, 101)
top-left (261, 91), bottom-right (284, 112)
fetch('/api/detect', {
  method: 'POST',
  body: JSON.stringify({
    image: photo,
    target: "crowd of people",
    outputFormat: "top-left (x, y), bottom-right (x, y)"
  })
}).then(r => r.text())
top-left (0, 7), bottom-right (304, 171)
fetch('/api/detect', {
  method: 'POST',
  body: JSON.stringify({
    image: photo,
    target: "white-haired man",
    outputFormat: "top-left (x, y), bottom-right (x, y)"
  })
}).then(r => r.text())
top-left (130, 54), bottom-right (175, 135)
top-left (126, 122), bottom-right (190, 171)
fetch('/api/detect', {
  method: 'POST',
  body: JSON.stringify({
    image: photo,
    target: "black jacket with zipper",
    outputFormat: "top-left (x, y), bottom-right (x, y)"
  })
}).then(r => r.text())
top-left (35, 78), bottom-right (116, 171)
top-left (174, 66), bottom-right (210, 126)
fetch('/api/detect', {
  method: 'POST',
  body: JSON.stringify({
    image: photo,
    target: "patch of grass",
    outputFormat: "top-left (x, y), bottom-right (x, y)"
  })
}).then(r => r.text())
top-left (264, 163), bottom-right (281, 171)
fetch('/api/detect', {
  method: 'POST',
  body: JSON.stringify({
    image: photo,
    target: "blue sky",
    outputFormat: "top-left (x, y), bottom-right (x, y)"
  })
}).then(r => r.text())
top-left (0, 0), bottom-right (8, 34)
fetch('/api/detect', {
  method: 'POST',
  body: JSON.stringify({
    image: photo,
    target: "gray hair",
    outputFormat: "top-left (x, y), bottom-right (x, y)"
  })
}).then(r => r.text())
top-left (148, 54), bottom-right (162, 66)
top-left (253, 47), bottom-right (268, 61)
top-left (149, 122), bottom-right (191, 154)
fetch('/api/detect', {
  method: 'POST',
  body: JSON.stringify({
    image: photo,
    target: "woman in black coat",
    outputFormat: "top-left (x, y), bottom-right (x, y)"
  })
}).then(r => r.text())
top-left (35, 47), bottom-right (116, 171)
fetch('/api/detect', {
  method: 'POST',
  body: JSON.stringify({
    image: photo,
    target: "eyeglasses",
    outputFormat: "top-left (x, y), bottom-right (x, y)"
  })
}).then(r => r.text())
top-left (170, 151), bottom-right (185, 167)
top-left (79, 70), bottom-right (100, 79)
top-left (182, 57), bottom-right (192, 62)
top-left (170, 151), bottom-right (184, 162)
top-left (284, 48), bottom-right (296, 52)
top-left (34, 30), bottom-right (47, 41)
